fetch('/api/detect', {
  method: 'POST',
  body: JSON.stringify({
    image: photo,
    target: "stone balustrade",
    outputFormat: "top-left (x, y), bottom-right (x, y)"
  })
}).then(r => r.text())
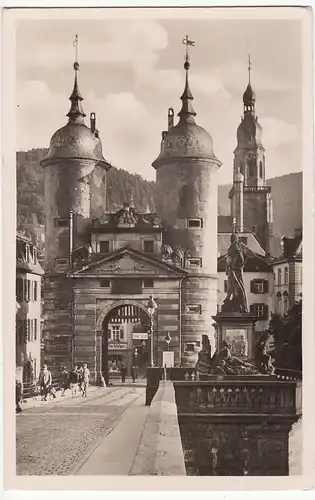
top-left (173, 377), bottom-right (302, 475)
top-left (174, 377), bottom-right (302, 417)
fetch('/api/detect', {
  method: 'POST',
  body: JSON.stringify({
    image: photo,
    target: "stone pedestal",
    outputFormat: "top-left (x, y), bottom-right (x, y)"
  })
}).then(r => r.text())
top-left (174, 377), bottom-right (302, 475)
top-left (212, 312), bottom-right (258, 359)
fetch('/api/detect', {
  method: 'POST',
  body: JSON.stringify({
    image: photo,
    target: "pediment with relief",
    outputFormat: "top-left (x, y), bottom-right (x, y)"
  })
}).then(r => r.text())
top-left (69, 249), bottom-right (185, 277)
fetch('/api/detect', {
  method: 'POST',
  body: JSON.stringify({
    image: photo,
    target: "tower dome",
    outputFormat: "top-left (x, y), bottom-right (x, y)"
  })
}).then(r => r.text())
top-left (41, 62), bottom-right (110, 168)
top-left (152, 55), bottom-right (219, 168)
top-left (243, 83), bottom-right (256, 105)
top-left (236, 116), bottom-right (263, 149)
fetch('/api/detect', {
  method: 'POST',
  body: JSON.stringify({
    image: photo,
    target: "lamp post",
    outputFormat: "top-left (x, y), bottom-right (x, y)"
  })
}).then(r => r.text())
top-left (165, 332), bottom-right (172, 351)
top-left (147, 295), bottom-right (158, 367)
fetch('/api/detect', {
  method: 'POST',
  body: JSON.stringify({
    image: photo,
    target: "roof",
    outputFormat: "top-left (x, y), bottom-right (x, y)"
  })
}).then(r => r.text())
top-left (218, 232), bottom-right (265, 257)
top-left (218, 248), bottom-right (271, 273)
top-left (16, 236), bottom-right (44, 275)
top-left (273, 234), bottom-right (302, 264)
top-left (67, 245), bottom-right (187, 278)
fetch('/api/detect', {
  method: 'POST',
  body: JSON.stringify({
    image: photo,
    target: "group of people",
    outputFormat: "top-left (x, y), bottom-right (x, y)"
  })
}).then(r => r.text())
top-left (58, 364), bottom-right (90, 398)
top-left (15, 363), bottom-right (91, 412)
top-left (120, 364), bottom-right (138, 384)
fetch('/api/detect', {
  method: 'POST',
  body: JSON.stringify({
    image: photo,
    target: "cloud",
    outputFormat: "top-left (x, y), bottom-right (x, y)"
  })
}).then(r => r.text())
top-left (17, 20), bottom-right (168, 75)
top-left (16, 80), bottom-right (68, 150)
top-left (260, 117), bottom-right (298, 147)
top-left (214, 59), bottom-right (295, 94)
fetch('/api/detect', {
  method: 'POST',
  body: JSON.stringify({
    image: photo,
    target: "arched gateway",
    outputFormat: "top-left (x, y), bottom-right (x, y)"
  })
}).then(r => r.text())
top-left (101, 303), bottom-right (151, 385)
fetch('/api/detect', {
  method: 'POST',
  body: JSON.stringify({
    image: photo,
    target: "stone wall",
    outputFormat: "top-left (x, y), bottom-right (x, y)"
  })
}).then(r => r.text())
top-left (130, 380), bottom-right (186, 476)
top-left (43, 273), bottom-right (74, 372)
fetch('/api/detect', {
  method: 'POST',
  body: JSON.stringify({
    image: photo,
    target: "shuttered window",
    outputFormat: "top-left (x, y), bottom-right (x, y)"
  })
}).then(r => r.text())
top-left (250, 279), bottom-right (269, 294)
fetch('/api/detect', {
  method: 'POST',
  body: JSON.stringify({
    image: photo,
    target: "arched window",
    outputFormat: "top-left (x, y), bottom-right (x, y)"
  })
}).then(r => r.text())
top-left (259, 161), bottom-right (263, 178)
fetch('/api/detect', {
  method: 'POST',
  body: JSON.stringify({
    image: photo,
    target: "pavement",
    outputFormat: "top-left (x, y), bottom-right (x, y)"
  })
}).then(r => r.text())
top-left (16, 381), bottom-right (147, 476)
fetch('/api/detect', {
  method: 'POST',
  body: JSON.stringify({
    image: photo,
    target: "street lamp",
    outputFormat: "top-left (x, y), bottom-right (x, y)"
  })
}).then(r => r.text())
top-left (165, 332), bottom-right (172, 351)
top-left (147, 295), bottom-right (158, 367)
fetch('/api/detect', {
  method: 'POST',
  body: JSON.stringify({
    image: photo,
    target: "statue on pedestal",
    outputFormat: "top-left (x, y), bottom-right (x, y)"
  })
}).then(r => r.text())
top-left (195, 334), bottom-right (212, 374)
top-left (222, 232), bottom-right (249, 313)
top-left (211, 341), bottom-right (259, 375)
top-left (256, 331), bottom-right (275, 374)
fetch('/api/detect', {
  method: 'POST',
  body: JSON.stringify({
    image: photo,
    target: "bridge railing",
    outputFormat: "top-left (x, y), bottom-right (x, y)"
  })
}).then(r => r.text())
top-left (174, 378), bottom-right (302, 416)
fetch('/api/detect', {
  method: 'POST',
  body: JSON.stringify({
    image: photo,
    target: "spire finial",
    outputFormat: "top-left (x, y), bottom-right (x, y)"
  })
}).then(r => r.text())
top-left (178, 35), bottom-right (196, 122)
top-left (248, 54), bottom-right (252, 84)
top-left (67, 34), bottom-right (86, 124)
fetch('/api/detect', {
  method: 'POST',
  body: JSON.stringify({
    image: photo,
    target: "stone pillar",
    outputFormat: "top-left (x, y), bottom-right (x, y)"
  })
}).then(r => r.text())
top-left (95, 330), bottom-right (104, 386)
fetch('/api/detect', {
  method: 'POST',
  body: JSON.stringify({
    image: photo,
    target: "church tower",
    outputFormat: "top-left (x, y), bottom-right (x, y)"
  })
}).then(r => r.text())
top-left (152, 37), bottom-right (221, 361)
top-left (40, 38), bottom-right (111, 367)
top-left (229, 56), bottom-right (273, 253)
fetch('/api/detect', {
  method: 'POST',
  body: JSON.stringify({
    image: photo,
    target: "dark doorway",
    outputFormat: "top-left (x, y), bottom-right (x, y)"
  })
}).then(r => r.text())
top-left (102, 304), bottom-right (150, 385)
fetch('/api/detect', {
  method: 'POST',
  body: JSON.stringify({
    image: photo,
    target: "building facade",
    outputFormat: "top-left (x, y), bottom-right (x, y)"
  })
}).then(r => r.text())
top-left (41, 48), bottom-right (221, 381)
top-left (272, 230), bottom-right (303, 316)
top-left (16, 234), bottom-right (44, 383)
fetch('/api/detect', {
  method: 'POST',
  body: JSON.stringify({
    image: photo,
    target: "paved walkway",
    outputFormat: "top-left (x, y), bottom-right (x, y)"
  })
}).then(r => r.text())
top-left (76, 390), bottom-right (148, 475)
top-left (16, 385), bottom-right (146, 475)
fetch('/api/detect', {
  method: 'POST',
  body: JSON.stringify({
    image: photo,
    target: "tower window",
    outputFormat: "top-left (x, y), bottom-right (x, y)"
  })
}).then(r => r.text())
top-left (54, 218), bottom-right (69, 228)
top-left (100, 279), bottom-right (111, 288)
top-left (284, 267), bottom-right (289, 284)
top-left (259, 161), bottom-right (263, 178)
top-left (99, 241), bottom-right (110, 253)
top-left (187, 258), bottom-right (202, 268)
top-left (251, 225), bottom-right (256, 234)
top-left (186, 304), bottom-right (202, 314)
top-left (143, 279), bottom-right (154, 288)
top-left (55, 258), bottom-right (69, 267)
top-left (278, 269), bottom-right (282, 286)
top-left (187, 218), bottom-right (203, 229)
top-left (144, 241), bottom-right (154, 254)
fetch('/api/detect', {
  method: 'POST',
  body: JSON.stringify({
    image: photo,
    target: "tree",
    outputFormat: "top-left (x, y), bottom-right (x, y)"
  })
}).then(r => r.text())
top-left (268, 300), bottom-right (302, 372)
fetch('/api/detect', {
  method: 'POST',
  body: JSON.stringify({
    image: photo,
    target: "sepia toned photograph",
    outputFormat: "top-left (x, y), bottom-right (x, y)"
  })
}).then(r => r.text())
top-left (2, 5), bottom-right (314, 490)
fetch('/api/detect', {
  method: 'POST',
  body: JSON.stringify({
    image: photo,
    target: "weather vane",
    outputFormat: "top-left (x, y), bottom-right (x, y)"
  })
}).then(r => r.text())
top-left (73, 34), bottom-right (79, 70)
top-left (248, 54), bottom-right (252, 84)
top-left (182, 35), bottom-right (195, 68)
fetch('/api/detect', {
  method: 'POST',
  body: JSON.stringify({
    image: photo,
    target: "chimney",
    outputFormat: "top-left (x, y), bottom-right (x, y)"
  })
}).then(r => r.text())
top-left (90, 112), bottom-right (96, 133)
top-left (168, 107), bottom-right (174, 130)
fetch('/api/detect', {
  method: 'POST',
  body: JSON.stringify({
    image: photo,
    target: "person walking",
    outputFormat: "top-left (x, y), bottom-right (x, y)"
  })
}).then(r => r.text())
top-left (131, 365), bottom-right (138, 383)
top-left (120, 363), bottom-right (127, 384)
top-left (16, 380), bottom-right (23, 413)
top-left (77, 365), bottom-right (84, 393)
top-left (81, 364), bottom-right (90, 398)
top-left (69, 365), bottom-right (79, 398)
top-left (58, 366), bottom-right (69, 396)
top-left (38, 364), bottom-right (53, 401)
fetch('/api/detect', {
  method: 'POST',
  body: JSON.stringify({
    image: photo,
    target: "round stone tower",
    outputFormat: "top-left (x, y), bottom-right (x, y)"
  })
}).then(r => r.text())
top-left (40, 52), bottom-right (110, 369)
top-left (41, 60), bottom-right (110, 272)
top-left (152, 41), bottom-right (221, 363)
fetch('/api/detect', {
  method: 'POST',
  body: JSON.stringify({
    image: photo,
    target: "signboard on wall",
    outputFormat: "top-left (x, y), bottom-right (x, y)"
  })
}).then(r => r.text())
top-left (162, 351), bottom-right (174, 368)
top-left (132, 332), bottom-right (148, 340)
top-left (108, 342), bottom-right (127, 350)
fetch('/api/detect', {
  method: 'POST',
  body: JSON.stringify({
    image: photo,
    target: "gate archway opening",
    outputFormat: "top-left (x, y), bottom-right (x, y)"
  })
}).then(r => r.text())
top-left (102, 303), bottom-right (151, 384)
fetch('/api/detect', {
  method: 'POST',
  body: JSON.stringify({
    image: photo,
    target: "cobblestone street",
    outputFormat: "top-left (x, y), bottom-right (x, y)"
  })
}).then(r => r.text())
top-left (16, 385), bottom-right (146, 475)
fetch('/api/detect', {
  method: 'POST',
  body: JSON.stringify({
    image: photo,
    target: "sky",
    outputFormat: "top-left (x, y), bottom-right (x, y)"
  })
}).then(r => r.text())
top-left (16, 14), bottom-right (302, 185)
